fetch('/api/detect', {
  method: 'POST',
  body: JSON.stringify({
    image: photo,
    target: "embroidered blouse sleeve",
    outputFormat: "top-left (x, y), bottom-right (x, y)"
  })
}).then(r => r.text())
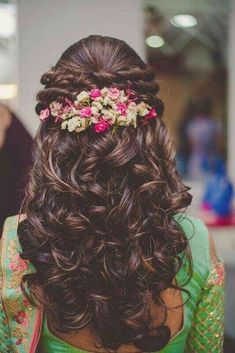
top-left (186, 234), bottom-right (225, 353)
top-left (0, 221), bottom-right (13, 352)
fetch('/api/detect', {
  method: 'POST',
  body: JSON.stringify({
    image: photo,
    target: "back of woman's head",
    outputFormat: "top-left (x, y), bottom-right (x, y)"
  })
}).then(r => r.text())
top-left (19, 35), bottom-right (192, 352)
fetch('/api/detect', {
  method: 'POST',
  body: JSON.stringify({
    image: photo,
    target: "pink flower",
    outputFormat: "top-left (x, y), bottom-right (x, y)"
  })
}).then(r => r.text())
top-left (90, 89), bottom-right (102, 99)
top-left (146, 108), bottom-right (157, 119)
top-left (62, 99), bottom-right (74, 114)
top-left (108, 87), bottom-right (120, 100)
top-left (94, 120), bottom-right (110, 133)
top-left (39, 108), bottom-right (50, 121)
top-left (117, 103), bottom-right (127, 115)
top-left (65, 98), bottom-right (73, 107)
top-left (63, 106), bottom-right (73, 114)
top-left (9, 262), bottom-right (17, 271)
top-left (9, 254), bottom-right (28, 272)
top-left (80, 107), bottom-right (92, 117)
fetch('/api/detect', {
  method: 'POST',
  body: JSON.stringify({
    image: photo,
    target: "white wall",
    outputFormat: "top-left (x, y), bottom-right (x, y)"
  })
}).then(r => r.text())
top-left (17, 0), bottom-right (144, 135)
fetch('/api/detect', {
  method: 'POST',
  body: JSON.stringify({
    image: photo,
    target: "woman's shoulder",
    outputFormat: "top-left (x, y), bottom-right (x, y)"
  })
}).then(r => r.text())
top-left (174, 212), bottom-right (209, 241)
top-left (1, 214), bottom-right (28, 273)
top-left (1, 214), bottom-right (26, 236)
top-left (1, 213), bottom-right (26, 243)
top-left (174, 212), bottom-right (211, 281)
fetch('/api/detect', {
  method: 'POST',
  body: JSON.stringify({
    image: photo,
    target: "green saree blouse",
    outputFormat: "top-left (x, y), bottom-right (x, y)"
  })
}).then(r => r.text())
top-left (0, 214), bottom-right (225, 353)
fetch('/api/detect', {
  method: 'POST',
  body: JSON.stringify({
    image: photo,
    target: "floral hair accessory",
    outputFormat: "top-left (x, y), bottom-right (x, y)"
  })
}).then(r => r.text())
top-left (39, 87), bottom-right (158, 134)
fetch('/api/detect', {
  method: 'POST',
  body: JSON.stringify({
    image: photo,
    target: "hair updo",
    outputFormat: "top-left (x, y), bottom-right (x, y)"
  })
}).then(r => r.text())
top-left (18, 35), bottom-right (192, 352)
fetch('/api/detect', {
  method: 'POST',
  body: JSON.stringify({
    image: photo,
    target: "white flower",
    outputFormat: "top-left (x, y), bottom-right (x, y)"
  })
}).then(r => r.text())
top-left (91, 106), bottom-right (99, 115)
top-left (50, 109), bottom-right (59, 117)
top-left (65, 116), bottom-right (87, 132)
top-left (73, 107), bottom-right (79, 114)
top-left (92, 101), bottom-right (103, 111)
top-left (126, 111), bottom-right (137, 127)
top-left (119, 91), bottom-right (128, 103)
top-left (117, 115), bottom-right (128, 126)
top-left (75, 91), bottom-right (90, 103)
top-left (110, 101), bottom-right (117, 109)
top-left (67, 118), bottom-right (77, 132)
top-left (75, 120), bottom-right (87, 133)
top-left (90, 115), bottom-right (99, 124)
top-left (103, 95), bottom-right (113, 106)
top-left (101, 108), bottom-right (108, 116)
top-left (101, 109), bottom-right (118, 123)
top-left (60, 107), bottom-right (78, 121)
top-left (101, 87), bottom-right (109, 96)
top-left (61, 113), bottom-right (68, 120)
top-left (50, 101), bottom-right (62, 117)
top-left (50, 101), bottom-right (61, 110)
top-left (101, 108), bottom-right (114, 117)
top-left (128, 102), bottom-right (138, 113)
top-left (61, 121), bottom-right (68, 130)
top-left (141, 108), bottom-right (149, 116)
top-left (137, 102), bottom-right (149, 117)
top-left (108, 116), bottom-right (116, 124)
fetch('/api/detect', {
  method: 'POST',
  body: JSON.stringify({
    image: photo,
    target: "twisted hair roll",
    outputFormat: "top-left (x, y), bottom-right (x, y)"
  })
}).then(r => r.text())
top-left (18, 35), bottom-right (192, 352)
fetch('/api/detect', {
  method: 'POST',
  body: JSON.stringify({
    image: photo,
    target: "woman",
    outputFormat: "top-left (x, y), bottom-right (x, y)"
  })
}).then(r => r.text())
top-left (177, 96), bottom-right (223, 180)
top-left (0, 35), bottom-right (224, 353)
top-left (0, 103), bottom-right (33, 233)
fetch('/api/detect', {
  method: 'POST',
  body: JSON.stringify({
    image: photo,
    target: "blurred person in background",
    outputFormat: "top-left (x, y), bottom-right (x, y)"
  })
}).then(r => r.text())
top-left (178, 96), bottom-right (224, 180)
top-left (0, 36), bottom-right (224, 353)
top-left (0, 103), bottom-right (33, 234)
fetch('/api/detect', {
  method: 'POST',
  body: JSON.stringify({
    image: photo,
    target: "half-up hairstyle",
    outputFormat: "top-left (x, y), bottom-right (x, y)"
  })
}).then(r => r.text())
top-left (18, 35), bottom-right (192, 352)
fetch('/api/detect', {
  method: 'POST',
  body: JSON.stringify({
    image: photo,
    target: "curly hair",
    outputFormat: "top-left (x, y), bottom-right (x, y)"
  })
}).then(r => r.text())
top-left (18, 35), bottom-right (192, 352)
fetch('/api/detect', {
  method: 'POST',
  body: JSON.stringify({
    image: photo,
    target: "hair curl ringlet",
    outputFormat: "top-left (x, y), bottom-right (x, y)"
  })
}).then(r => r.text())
top-left (18, 35), bottom-right (192, 352)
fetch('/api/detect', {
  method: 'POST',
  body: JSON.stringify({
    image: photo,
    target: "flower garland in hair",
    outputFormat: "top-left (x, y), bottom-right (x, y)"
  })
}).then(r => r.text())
top-left (39, 87), bottom-right (158, 134)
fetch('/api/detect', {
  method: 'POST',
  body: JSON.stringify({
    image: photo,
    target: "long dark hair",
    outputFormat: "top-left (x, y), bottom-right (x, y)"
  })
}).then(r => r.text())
top-left (18, 35), bottom-right (192, 352)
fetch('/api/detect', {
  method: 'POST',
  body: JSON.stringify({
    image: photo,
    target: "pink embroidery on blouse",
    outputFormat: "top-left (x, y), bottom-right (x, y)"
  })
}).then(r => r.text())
top-left (14, 311), bottom-right (29, 326)
top-left (8, 253), bottom-right (28, 272)
top-left (15, 338), bottom-right (23, 346)
top-left (209, 262), bottom-right (225, 286)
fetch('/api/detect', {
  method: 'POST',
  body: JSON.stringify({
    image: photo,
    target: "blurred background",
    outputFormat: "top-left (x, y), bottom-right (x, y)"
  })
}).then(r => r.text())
top-left (0, 0), bottom-right (234, 350)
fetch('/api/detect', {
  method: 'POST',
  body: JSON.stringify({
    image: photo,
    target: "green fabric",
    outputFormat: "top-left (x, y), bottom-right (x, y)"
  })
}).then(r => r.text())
top-left (185, 261), bottom-right (224, 353)
top-left (0, 223), bottom-right (12, 353)
top-left (39, 213), bottom-right (211, 353)
top-left (0, 216), bottom-right (43, 353)
top-left (39, 316), bottom-right (89, 353)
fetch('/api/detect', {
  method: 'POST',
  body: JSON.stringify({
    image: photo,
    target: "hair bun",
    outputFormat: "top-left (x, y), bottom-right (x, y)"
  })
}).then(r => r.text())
top-left (36, 35), bottom-right (163, 112)
top-left (91, 70), bottom-right (116, 85)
